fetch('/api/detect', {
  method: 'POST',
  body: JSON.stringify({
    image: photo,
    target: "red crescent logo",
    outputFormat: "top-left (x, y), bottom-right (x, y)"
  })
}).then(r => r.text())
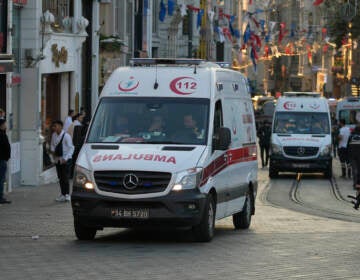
top-left (309, 104), bottom-right (320, 110)
top-left (118, 81), bottom-right (140, 92)
top-left (283, 101), bottom-right (296, 110)
top-left (170, 77), bottom-right (197, 95)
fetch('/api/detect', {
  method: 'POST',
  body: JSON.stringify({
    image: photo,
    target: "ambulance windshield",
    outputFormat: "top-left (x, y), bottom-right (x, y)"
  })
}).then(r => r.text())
top-left (87, 97), bottom-right (210, 145)
top-left (273, 112), bottom-right (330, 134)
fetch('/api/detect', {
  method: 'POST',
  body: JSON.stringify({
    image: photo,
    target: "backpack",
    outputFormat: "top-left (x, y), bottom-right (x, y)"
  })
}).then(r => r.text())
top-left (54, 133), bottom-right (65, 157)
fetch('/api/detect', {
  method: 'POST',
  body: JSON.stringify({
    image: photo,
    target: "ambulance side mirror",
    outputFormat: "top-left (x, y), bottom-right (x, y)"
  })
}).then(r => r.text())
top-left (214, 127), bottom-right (231, 151)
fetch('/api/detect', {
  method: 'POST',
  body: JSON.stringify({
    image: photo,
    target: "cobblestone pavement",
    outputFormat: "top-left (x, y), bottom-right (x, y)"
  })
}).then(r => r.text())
top-left (1, 162), bottom-right (360, 280)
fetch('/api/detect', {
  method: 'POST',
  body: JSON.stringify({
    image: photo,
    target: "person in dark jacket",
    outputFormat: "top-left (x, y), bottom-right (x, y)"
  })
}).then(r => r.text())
top-left (257, 120), bottom-right (272, 167)
top-left (0, 119), bottom-right (11, 204)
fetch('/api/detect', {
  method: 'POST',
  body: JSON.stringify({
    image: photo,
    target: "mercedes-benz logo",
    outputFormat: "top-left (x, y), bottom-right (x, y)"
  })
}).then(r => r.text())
top-left (297, 147), bottom-right (306, 156)
top-left (123, 174), bottom-right (139, 190)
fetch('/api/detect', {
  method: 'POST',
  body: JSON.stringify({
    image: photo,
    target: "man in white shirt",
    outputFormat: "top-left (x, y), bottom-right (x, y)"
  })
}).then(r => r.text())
top-left (338, 119), bottom-right (351, 178)
top-left (63, 109), bottom-right (74, 133)
top-left (50, 120), bottom-right (74, 202)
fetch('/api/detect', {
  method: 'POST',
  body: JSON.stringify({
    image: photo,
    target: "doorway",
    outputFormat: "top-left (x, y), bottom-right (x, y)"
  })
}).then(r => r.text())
top-left (42, 73), bottom-right (61, 170)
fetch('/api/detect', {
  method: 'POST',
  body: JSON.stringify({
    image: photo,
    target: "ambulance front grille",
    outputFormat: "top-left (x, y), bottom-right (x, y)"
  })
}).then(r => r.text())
top-left (94, 171), bottom-right (172, 194)
top-left (283, 146), bottom-right (319, 157)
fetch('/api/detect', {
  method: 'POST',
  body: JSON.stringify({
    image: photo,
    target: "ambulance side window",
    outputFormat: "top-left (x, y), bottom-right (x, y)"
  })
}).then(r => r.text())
top-left (212, 100), bottom-right (223, 153)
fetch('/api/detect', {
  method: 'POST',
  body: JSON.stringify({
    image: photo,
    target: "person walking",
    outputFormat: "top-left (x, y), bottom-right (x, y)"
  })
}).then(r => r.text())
top-left (331, 114), bottom-right (339, 158)
top-left (337, 119), bottom-right (351, 178)
top-left (257, 120), bottom-right (271, 168)
top-left (0, 119), bottom-right (11, 204)
top-left (50, 120), bottom-right (74, 202)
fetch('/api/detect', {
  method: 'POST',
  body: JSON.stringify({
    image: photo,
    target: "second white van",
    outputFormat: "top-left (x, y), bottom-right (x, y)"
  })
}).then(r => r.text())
top-left (269, 92), bottom-right (332, 178)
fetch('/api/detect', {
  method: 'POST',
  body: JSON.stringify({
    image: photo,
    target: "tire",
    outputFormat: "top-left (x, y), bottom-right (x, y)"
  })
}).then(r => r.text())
top-left (324, 164), bottom-right (332, 179)
top-left (74, 218), bottom-right (97, 240)
top-left (269, 164), bottom-right (278, 178)
top-left (233, 192), bottom-right (253, 230)
top-left (193, 194), bottom-right (216, 242)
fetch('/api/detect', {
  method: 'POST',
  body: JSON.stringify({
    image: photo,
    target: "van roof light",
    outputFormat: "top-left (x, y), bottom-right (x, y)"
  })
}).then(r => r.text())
top-left (130, 58), bottom-right (205, 66)
top-left (283, 92), bottom-right (321, 97)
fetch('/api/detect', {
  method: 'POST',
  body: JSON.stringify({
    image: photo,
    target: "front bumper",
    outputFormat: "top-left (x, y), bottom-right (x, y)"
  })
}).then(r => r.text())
top-left (270, 155), bottom-right (332, 173)
top-left (71, 188), bottom-right (207, 229)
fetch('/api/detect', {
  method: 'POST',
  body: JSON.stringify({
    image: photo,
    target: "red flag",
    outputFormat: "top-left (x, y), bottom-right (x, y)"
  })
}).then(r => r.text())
top-left (313, 0), bottom-right (324, 6)
top-left (187, 5), bottom-right (200, 12)
top-left (222, 27), bottom-right (232, 42)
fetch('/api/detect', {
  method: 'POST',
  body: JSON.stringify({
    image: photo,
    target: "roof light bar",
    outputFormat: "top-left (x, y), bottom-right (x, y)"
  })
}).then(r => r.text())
top-left (130, 58), bottom-right (205, 66)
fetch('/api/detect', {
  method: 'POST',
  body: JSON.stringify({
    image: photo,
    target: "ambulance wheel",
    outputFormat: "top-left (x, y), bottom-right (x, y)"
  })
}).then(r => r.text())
top-left (269, 165), bottom-right (278, 178)
top-left (324, 164), bottom-right (332, 179)
top-left (233, 192), bottom-right (252, 230)
top-left (74, 218), bottom-right (97, 240)
top-left (193, 194), bottom-right (215, 242)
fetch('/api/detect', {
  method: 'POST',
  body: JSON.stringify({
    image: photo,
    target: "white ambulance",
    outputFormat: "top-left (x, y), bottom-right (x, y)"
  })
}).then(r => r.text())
top-left (269, 92), bottom-right (332, 178)
top-left (336, 97), bottom-right (360, 129)
top-left (71, 59), bottom-right (258, 242)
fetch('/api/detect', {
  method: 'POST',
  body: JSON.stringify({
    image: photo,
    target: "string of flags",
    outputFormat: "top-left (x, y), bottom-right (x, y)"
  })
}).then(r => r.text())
top-left (158, 0), bottom-right (339, 71)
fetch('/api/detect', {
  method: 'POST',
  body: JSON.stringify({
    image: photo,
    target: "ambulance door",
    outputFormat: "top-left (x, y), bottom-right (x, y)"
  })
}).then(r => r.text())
top-left (208, 100), bottom-right (230, 219)
top-left (223, 98), bottom-right (257, 216)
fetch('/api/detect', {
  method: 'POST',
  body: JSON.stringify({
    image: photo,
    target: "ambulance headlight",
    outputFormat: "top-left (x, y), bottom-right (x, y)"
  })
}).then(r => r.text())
top-left (271, 144), bottom-right (282, 155)
top-left (172, 168), bottom-right (203, 191)
top-left (320, 144), bottom-right (332, 156)
top-left (74, 165), bottom-right (94, 190)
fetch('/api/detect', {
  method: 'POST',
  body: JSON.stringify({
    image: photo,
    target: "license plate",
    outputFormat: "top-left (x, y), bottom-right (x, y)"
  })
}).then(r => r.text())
top-left (293, 163), bottom-right (310, 168)
top-left (111, 208), bottom-right (149, 219)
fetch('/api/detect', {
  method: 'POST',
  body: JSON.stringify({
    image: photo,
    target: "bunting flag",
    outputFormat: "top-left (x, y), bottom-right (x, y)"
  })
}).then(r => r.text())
top-left (197, 9), bottom-right (204, 28)
top-left (187, 5), bottom-right (200, 12)
top-left (250, 33), bottom-right (262, 49)
top-left (313, 0), bottom-right (325, 6)
top-left (250, 46), bottom-right (258, 71)
top-left (278, 22), bottom-right (287, 44)
top-left (216, 27), bottom-right (225, 43)
top-left (307, 25), bottom-right (313, 39)
top-left (229, 16), bottom-right (235, 36)
top-left (144, 0), bottom-right (149, 16)
top-left (168, 0), bottom-right (175, 16)
top-left (322, 28), bottom-right (327, 40)
top-left (179, 3), bottom-right (187, 17)
top-left (252, 17), bottom-right (260, 29)
top-left (159, 0), bottom-right (166, 22)
top-left (223, 27), bottom-right (232, 42)
top-left (208, 10), bottom-right (215, 24)
top-left (259, 19), bottom-right (265, 33)
top-left (243, 24), bottom-right (251, 44)
top-left (263, 45), bottom-right (269, 58)
top-left (307, 45), bottom-right (312, 64)
top-left (290, 23), bottom-right (296, 38)
top-left (233, 29), bottom-right (240, 39)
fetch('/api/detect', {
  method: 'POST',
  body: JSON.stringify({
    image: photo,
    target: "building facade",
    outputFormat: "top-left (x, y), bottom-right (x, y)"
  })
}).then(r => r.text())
top-left (0, 0), bottom-right (100, 187)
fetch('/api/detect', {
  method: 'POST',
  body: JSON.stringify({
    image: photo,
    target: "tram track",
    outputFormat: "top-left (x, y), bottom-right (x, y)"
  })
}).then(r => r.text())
top-left (289, 173), bottom-right (359, 220)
